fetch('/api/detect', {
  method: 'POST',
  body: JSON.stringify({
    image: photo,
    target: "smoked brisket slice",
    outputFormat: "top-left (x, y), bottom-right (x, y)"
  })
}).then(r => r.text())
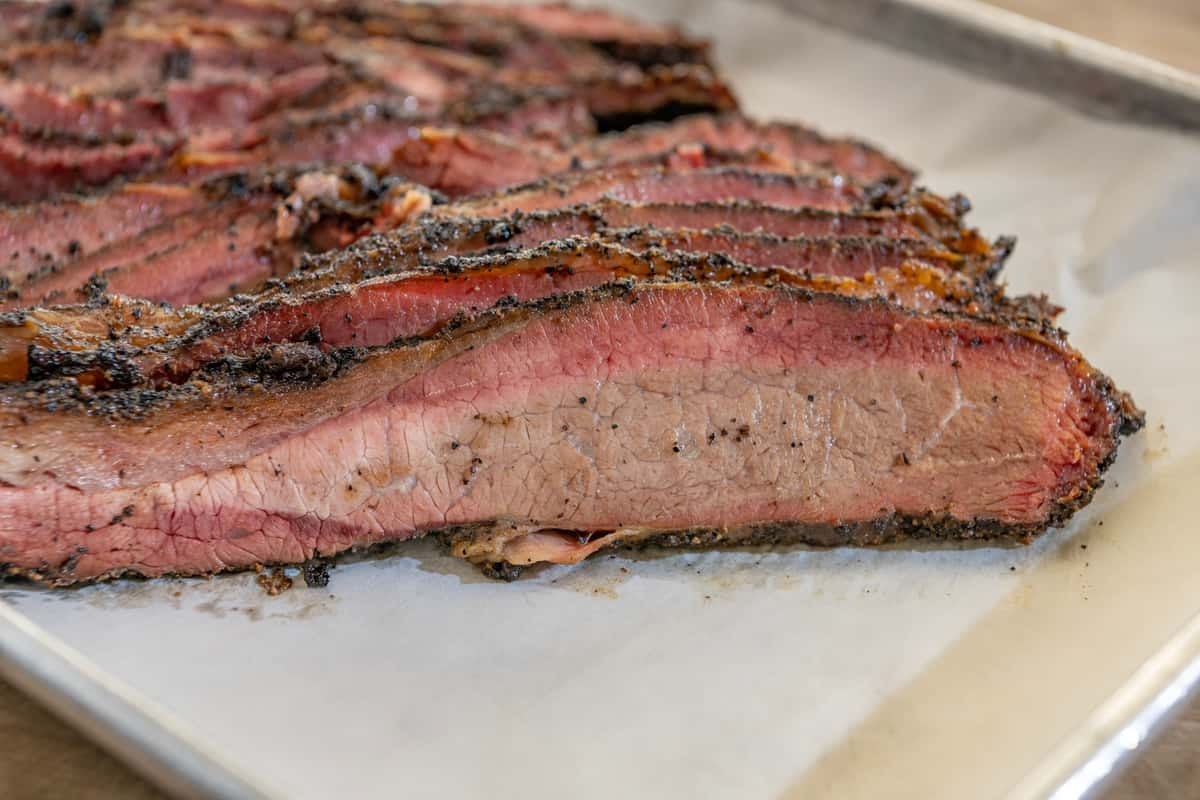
top-left (575, 113), bottom-right (914, 188)
top-left (0, 281), bottom-right (1140, 584)
top-left (388, 111), bottom-right (913, 195)
top-left (0, 126), bottom-right (177, 204)
top-left (451, 2), bottom-right (710, 67)
top-left (0, 89), bottom-right (593, 201)
top-left (0, 9), bottom-right (735, 199)
top-left (1, 181), bottom-right (203, 281)
top-left (1, 109), bottom-right (907, 280)
top-left (1, 167), bottom-right (435, 309)
top-left (440, 165), bottom-right (874, 217)
top-left (0, 64), bottom-right (341, 139)
top-left (0, 185), bottom-right (1004, 382)
top-left (0, 138), bottom-right (923, 310)
top-left (0, 152), bottom-right (811, 308)
top-left (0, 237), bottom-right (989, 386)
top-left (0, 27), bottom-right (328, 99)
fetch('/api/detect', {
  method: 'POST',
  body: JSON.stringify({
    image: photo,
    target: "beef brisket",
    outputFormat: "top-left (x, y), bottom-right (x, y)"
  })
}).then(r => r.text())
top-left (2, 181), bottom-right (202, 280)
top-left (576, 113), bottom-right (914, 188)
top-left (442, 165), bottom-right (874, 217)
top-left (0, 0), bottom-right (738, 200)
top-left (0, 116), bottom-right (922, 308)
top-left (0, 1), bottom-right (1141, 585)
top-left (0, 181), bottom-right (998, 379)
top-left (0, 281), bottom-right (1140, 583)
top-left (1, 168), bottom-right (435, 308)
top-left (0, 126), bottom-right (178, 203)
top-left (451, 2), bottom-right (710, 67)
top-left (388, 112), bottom-right (913, 196)
top-left (0, 236), bottom-right (991, 386)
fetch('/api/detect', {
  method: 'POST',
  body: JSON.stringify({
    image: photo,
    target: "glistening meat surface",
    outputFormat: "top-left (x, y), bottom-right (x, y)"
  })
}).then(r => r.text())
top-left (0, 282), bottom-right (1138, 583)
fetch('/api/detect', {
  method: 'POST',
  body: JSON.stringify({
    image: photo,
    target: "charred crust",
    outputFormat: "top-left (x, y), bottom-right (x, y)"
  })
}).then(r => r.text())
top-left (454, 165), bottom-right (859, 213)
top-left (301, 558), bottom-right (331, 588)
top-left (446, 504), bottom-right (1110, 581)
top-left (595, 101), bottom-right (728, 133)
top-left (480, 560), bottom-right (525, 581)
top-left (160, 47), bottom-right (192, 82)
top-left (26, 343), bottom-right (143, 385)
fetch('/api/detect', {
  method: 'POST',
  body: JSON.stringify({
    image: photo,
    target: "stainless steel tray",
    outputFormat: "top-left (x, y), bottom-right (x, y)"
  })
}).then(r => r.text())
top-left (780, 0), bottom-right (1200, 130)
top-left (2, 2), bottom-right (1198, 798)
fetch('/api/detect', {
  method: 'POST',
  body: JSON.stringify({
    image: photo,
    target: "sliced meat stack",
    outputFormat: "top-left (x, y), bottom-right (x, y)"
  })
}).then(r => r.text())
top-left (1, 0), bottom-right (738, 200)
top-left (0, 1), bottom-right (1140, 585)
top-left (0, 115), bottom-right (914, 309)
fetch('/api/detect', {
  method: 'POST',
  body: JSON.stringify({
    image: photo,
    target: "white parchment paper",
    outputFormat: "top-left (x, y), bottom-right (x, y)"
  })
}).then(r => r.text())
top-left (3, 2), bottom-right (1199, 798)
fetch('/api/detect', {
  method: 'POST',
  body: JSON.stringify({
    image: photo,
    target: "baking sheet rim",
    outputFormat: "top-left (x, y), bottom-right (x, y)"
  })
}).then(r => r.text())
top-left (0, 601), bottom-right (275, 800)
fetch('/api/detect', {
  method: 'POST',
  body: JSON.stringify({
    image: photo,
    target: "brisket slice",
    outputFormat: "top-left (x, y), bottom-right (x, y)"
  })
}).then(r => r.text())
top-left (0, 110), bottom-right (904, 278)
top-left (2, 169), bottom-right (435, 309)
top-left (0, 281), bottom-right (1140, 584)
top-left (575, 113), bottom-right (915, 188)
top-left (0, 186), bottom-right (1002, 373)
top-left (450, 2), bottom-right (710, 67)
top-left (384, 129), bottom-right (800, 198)
top-left (578, 64), bottom-right (736, 132)
top-left (389, 111), bottom-right (913, 195)
top-left (0, 64), bottom-right (340, 139)
top-left (441, 165), bottom-right (875, 217)
top-left (1, 181), bottom-right (202, 281)
top-left (317, 33), bottom-right (735, 129)
top-left (0, 147), bottom-right (914, 310)
top-left (0, 187), bottom-right (992, 369)
top-left (0, 127), bottom-right (176, 204)
top-left (0, 88), bottom-right (593, 201)
top-left (493, 194), bottom-right (1001, 261)
top-left (291, 0), bottom-right (670, 75)
top-left (0, 150), bottom-right (792, 308)
top-left (0, 18), bottom-right (731, 197)
top-left (0, 236), bottom-right (988, 386)
top-left (0, 28), bottom-right (327, 97)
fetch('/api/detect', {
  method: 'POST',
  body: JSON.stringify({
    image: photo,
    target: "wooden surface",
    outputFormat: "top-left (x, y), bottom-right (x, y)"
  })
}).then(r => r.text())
top-left (2, 2), bottom-right (1198, 798)
top-left (984, 0), bottom-right (1200, 73)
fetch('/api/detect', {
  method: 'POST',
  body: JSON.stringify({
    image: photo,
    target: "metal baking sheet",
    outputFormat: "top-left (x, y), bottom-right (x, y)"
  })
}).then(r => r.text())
top-left (2, 1), bottom-right (1199, 798)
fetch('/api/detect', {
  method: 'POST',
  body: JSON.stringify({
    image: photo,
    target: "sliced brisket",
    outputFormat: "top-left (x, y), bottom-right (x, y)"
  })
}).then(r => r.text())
top-left (0, 183), bottom-right (997, 358)
top-left (0, 0), bottom-right (1140, 587)
top-left (575, 113), bottom-right (915, 188)
top-left (0, 281), bottom-right (1140, 583)
top-left (443, 165), bottom-right (873, 217)
top-left (451, 2), bottom-right (710, 67)
top-left (0, 233), bottom-right (991, 386)
top-left (0, 177), bottom-right (206, 281)
top-left (388, 112), bottom-right (912, 196)
top-left (1, 168), bottom-right (434, 309)
top-left (0, 1), bottom-right (737, 200)
top-left (0, 126), bottom-right (179, 203)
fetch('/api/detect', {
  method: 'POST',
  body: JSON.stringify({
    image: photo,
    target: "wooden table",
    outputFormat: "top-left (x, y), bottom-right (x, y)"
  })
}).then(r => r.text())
top-left (2, 2), bottom-right (1197, 797)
